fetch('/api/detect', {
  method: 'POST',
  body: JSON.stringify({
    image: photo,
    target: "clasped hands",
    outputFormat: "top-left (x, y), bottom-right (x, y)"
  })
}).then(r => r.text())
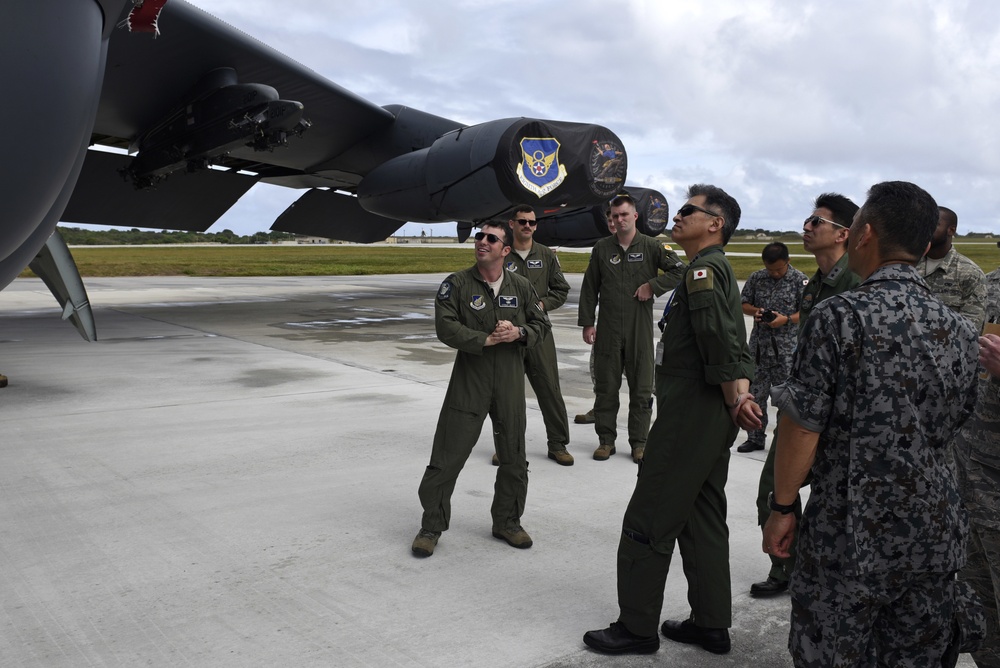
top-left (485, 320), bottom-right (521, 346)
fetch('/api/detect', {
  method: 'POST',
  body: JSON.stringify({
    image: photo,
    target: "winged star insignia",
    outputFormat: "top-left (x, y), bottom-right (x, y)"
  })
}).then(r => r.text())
top-left (517, 137), bottom-right (568, 197)
top-left (527, 260), bottom-right (542, 269)
top-left (499, 296), bottom-right (519, 308)
top-left (628, 253), bottom-right (644, 262)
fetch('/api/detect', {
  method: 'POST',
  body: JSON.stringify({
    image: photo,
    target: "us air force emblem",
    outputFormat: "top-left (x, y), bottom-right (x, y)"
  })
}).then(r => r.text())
top-left (527, 260), bottom-right (542, 269)
top-left (470, 295), bottom-right (486, 310)
top-left (499, 295), bottom-right (519, 308)
top-left (610, 254), bottom-right (621, 265)
top-left (517, 137), bottom-right (568, 198)
top-left (628, 253), bottom-right (644, 262)
top-left (437, 281), bottom-right (452, 301)
top-left (505, 261), bottom-right (518, 272)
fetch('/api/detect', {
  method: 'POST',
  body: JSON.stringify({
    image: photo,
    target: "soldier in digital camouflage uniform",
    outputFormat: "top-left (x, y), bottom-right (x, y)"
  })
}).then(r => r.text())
top-left (917, 206), bottom-right (987, 331)
top-left (494, 205), bottom-right (574, 466)
top-left (578, 193), bottom-right (685, 463)
top-left (954, 264), bottom-right (1000, 668)
top-left (749, 193), bottom-right (861, 598)
top-left (763, 182), bottom-right (980, 666)
top-left (584, 184), bottom-right (753, 657)
top-left (412, 221), bottom-right (550, 558)
top-left (737, 242), bottom-right (807, 453)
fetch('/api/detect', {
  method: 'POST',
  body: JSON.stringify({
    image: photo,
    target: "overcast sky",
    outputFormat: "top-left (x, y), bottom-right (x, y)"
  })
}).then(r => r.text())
top-left (161, 0), bottom-right (1000, 237)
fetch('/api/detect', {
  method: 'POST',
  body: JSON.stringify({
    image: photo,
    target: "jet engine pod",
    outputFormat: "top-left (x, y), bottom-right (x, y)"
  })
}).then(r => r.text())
top-left (532, 186), bottom-right (670, 248)
top-left (357, 118), bottom-right (628, 223)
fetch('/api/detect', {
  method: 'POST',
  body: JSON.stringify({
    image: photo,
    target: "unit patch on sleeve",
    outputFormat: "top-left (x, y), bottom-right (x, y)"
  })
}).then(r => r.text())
top-left (499, 295), bottom-right (519, 308)
top-left (686, 266), bottom-right (715, 293)
top-left (527, 260), bottom-right (543, 269)
top-left (437, 281), bottom-right (452, 301)
top-left (627, 253), bottom-right (644, 262)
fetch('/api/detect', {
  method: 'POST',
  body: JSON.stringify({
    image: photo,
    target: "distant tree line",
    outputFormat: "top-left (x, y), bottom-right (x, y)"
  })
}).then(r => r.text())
top-left (56, 227), bottom-right (298, 245)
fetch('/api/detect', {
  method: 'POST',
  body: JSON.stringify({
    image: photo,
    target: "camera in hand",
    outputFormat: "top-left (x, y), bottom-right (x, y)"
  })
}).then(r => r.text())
top-left (760, 309), bottom-right (777, 323)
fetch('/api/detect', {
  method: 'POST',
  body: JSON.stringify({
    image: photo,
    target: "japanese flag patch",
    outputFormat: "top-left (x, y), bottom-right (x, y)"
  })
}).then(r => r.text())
top-left (686, 266), bottom-right (715, 293)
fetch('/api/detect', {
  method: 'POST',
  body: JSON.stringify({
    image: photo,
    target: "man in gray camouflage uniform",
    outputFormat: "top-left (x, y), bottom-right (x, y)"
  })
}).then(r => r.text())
top-left (737, 242), bottom-right (807, 453)
top-left (918, 206), bottom-right (987, 331)
top-left (954, 259), bottom-right (1000, 668)
top-left (763, 181), bottom-right (980, 666)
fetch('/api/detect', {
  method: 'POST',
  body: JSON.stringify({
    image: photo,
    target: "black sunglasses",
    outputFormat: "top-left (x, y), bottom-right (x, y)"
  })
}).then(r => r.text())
top-left (474, 231), bottom-right (506, 245)
top-left (514, 218), bottom-right (537, 227)
top-left (678, 203), bottom-right (723, 220)
top-left (803, 215), bottom-right (848, 229)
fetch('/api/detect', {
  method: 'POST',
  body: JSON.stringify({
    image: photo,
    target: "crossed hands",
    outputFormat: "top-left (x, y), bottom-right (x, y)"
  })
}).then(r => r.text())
top-left (486, 320), bottom-right (520, 346)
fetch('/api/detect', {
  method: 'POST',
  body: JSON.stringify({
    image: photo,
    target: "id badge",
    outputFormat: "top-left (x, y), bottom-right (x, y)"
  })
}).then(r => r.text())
top-left (655, 340), bottom-right (664, 366)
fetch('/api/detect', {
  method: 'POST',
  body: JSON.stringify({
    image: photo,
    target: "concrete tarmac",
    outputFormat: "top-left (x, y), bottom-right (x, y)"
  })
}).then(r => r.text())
top-left (0, 274), bottom-right (974, 667)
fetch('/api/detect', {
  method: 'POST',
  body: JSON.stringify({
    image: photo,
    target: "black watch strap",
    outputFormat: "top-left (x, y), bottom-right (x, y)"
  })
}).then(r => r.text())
top-left (768, 491), bottom-right (798, 515)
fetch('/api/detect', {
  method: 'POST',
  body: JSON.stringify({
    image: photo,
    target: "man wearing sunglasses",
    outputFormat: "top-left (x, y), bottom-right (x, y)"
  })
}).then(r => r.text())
top-left (584, 184), bottom-right (754, 656)
top-left (412, 221), bottom-right (550, 558)
top-left (748, 193), bottom-right (862, 599)
top-left (578, 193), bottom-right (685, 463)
top-left (488, 205), bottom-right (574, 466)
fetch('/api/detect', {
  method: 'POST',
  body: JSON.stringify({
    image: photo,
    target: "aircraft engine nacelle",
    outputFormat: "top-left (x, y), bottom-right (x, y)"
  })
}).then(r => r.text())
top-left (356, 118), bottom-right (628, 223)
top-left (532, 186), bottom-right (671, 247)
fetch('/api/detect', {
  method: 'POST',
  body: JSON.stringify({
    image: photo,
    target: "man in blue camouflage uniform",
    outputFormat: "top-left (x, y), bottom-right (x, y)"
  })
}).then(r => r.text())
top-left (748, 193), bottom-right (861, 598)
top-left (954, 258), bottom-right (1000, 668)
top-left (763, 181), bottom-right (980, 666)
top-left (583, 184), bottom-right (754, 656)
top-left (412, 221), bottom-right (551, 558)
top-left (918, 206), bottom-right (987, 332)
top-left (578, 193), bottom-right (686, 463)
top-left (493, 205), bottom-right (574, 466)
top-left (737, 242), bottom-right (807, 453)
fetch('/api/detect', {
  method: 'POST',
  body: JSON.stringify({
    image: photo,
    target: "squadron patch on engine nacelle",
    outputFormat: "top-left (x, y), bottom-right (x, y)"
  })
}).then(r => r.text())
top-left (517, 137), bottom-right (567, 198)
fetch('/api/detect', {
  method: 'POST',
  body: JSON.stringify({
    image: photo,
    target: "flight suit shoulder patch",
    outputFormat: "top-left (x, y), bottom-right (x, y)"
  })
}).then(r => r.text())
top-left (437, 280), bottom-right (453, 301)
top-left (686, 266), bottom-right (715, 293)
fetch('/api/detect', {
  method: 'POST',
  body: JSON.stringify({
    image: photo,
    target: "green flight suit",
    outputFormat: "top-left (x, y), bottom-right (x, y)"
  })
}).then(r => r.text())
top-left (578, 233), bottom-right (685, 449)
top-left (418, 266), bottom-right (550, 533)
top-left (617, 246), bottom-right (753, 636)
top-left (754, 252), bottom-right (860, 583)
top-left (505, 243), bottom-right (572, 452)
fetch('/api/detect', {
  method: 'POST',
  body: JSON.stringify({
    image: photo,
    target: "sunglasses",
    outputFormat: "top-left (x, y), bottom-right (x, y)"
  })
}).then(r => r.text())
top-left (678, 203), bottom-right (723, 220)
top-left (474, 231), bottom-right (506, 245)
top-left (803, 215), bottom-right (848, 229)
top-left (514, 218), bottom-right (537, 227)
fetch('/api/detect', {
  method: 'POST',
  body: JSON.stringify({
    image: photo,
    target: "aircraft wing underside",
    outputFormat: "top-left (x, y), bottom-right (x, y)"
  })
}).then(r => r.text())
top-left (69, 0), bottom-right (630, 238)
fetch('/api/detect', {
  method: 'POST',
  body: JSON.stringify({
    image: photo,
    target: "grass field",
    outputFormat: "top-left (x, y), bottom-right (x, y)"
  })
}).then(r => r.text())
top-left (19, 241), bottom-right (1000, 281)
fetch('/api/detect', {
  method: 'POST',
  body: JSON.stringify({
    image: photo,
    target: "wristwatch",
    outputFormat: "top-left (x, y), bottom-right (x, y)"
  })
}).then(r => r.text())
top-left (518, 326), bottom-right (527, 341)
top-left (767, 491), bottom-right (798, 515)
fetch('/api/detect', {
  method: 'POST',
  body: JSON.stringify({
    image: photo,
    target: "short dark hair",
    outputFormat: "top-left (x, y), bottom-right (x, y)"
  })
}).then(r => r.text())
top-left (938, 206), bottom-right (958, 230)
top-left (762, 242), bottom-right (789, 264)
top-left (610, 193), bottom-right (636, 210)
top-left (860, 181), bottom-right (938, 259)
top-left (509, 204), bottom-right (534, 219)
top-left (479, 220), bottom-right (513, 247)
top-left (814, 192), bottom-right (859, 229)
top-left (687, 184), bottom-right (741, 244)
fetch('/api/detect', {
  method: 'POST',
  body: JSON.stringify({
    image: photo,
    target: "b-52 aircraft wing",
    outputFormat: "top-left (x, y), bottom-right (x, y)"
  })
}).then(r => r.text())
top-left (62, 1), bottom-right (630, 241)
top-left (1, 0), bottom-right (634, 340)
